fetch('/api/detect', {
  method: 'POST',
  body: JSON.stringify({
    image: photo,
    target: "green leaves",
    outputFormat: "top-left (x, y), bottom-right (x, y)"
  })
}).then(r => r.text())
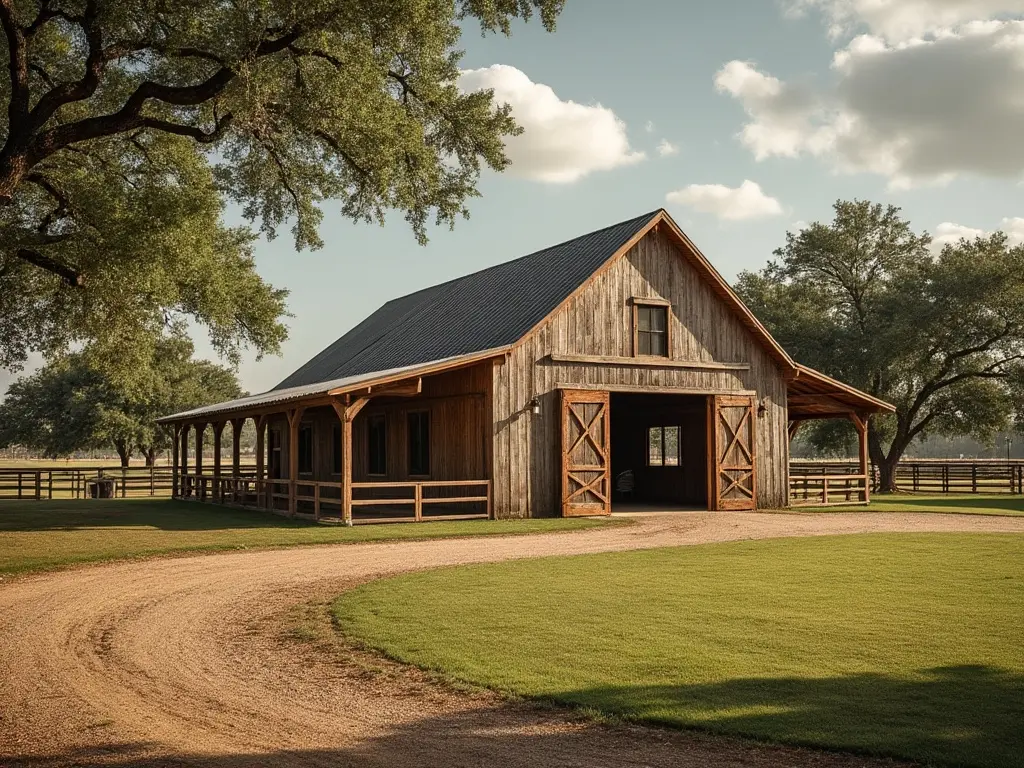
top-left (737, 199), bottom-right (1024, 472)
top-left (0, 0), bottom-right (563, 373)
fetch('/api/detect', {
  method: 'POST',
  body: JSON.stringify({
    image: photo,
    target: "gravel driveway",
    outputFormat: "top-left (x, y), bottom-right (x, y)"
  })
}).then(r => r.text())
top-left (3, 510), bottom-right (1022, 767)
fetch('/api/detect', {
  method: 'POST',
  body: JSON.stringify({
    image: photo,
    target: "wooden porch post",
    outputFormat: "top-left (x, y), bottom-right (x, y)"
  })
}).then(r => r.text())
top-left (230, 418), bottom-right (243, 504)
top-left (255, 416), bottom-right (266, 509)
top-left (849, 413), bottom-right (870, 503)
top-left (332, 396), bottom-right (371, 526)
top-left (212, 421), bottom-right (224, 503)
top-left (180, 424), bottom-right (190, 498)
top-left (171, 423), bottom-right (180, 498)
top-left (195, 423), bottom-right (205, 501)
top-left (286, 408), bottom-right (305, 517)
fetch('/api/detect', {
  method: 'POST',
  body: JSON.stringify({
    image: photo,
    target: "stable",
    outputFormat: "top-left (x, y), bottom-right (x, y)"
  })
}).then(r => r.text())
top-left (159, 209), bottom-right (893, 522)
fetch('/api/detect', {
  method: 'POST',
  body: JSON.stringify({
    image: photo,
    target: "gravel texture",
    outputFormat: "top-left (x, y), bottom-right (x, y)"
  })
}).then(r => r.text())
top-left (3, 510), bottom-right (1023, 767)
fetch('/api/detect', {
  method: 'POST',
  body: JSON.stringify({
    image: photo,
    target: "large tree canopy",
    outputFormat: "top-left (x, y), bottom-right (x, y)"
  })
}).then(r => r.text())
top-left (0, 336), bottom-right (243, 465)
top-left (0, 0), bottom-right (563, 375)
top-left (736, 200), bottom-right (1024, 490)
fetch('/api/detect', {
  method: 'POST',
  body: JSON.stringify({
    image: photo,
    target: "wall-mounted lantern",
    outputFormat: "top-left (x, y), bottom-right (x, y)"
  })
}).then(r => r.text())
top-left (528, 397), bottom-right (541, 416)
top-left (757, 398), bottom-right (768, 418)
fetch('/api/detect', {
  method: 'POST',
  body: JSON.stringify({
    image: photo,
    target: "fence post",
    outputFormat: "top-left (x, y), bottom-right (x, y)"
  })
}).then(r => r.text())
top-left (17, 472), bottom-right (22, 499)
top-left (943, 464), bottom-right (949, 494)
top-left (314, 483), bottom-right (321, 521)
top-left (415, 483), bottom-right (423, 522)
top-left (48, 471), bottom-right (53, 500)
top-left (972, 464), bottom-right (977, 493)
top-left (34, 471), bottom-right (41, 500)
top-left (150, 466), bottom-right (155, 497)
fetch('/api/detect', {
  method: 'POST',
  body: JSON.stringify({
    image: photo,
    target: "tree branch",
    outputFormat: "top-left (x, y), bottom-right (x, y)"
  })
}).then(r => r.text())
top-left (140, 112), bottom-right (234, 143)
top-left (14, 247), bottom-right (83, 286)
top-left (1, 0), bottom-right (30, 130)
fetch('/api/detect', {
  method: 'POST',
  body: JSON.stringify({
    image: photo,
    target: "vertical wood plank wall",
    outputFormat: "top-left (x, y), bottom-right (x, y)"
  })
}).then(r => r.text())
top-left (492, 228), bottom-right (789, 518)
top-left (265, 363), bottom-right (491, 486)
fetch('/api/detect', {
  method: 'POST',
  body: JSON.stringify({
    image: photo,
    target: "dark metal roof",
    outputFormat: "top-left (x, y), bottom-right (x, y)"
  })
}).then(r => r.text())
top-left (275, 210), bottom-right (661, 390)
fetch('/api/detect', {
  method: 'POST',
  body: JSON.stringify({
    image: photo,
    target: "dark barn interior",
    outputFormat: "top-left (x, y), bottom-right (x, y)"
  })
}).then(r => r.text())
top-left (610, 393), bottom-right (708, 509)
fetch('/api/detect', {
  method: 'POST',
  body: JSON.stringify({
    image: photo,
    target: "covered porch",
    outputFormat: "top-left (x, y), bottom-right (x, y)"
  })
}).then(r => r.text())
top-left (159, 353), bottom-right (497, 525)
top-left (786, 364), bottom-right (894, 506)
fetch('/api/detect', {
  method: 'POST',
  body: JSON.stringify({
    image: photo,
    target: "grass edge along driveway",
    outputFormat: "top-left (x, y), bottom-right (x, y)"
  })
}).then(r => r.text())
top-left (0, 498), bottom-right (626, 576)
top-left (333, 533), bottom-right (1024, 768)
top-left (803, 493), bottom-right (1024, 516)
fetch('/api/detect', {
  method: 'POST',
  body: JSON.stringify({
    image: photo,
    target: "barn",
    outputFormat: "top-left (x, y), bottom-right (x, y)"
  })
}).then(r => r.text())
top-left (159, 209), bottom-right (893, 522)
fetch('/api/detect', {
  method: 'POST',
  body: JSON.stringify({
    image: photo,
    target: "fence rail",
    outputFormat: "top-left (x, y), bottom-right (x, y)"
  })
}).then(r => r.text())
top-left (0, 465), bottom-right (255, 500)
top-left (790, 459), bottom-right (1024, 495)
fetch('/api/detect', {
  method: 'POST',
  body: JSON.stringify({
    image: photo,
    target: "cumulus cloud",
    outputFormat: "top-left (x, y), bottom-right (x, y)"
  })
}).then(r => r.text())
top-left (787, 0), bottom-right (1024, 42)
top-left (715, 20), bottom-right (1024, 187)
top-left (932, 218), bottom-right (1024, 250)
top-left (657, 139), bottom-right (680, 157)
top-left (458, 65), bottom-right (645, 184)
top-left (665, 180), bottom-right (783, 221)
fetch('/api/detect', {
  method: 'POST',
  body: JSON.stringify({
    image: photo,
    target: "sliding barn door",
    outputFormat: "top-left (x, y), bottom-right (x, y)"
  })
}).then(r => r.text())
top-left (561, 389), bottom-right (611, 517)
top-left (709, 395), bottom-right (757, 510)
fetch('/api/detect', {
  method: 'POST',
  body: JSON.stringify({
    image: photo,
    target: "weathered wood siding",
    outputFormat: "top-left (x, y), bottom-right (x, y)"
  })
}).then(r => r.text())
top-left (267, 362), bottom-right (491, 484)
top-left (492, 227), bottom-right (789, 517)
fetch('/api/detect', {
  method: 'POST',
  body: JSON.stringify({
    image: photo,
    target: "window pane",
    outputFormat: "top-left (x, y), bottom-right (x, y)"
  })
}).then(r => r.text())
top-left (664, 426), bottom-right (680, 466)
top-left (647, 426), bottom-right (663, 466)
top-left (650, 331), bottom-right (666, 357)
top-left (651, 307), bottom-right (667, 331)
top-left (298, 425), bottom-right (313, 473)
top-left (637, 307), bottom-right (651, 331)
top-left (368, 415), bottom-right (386, 475)
top-left (408, 411), bottom-right (430, 475)
top-left (638, 331), bottom-right (651, 355)
top-left (332, 424), bottom-right (341, 474)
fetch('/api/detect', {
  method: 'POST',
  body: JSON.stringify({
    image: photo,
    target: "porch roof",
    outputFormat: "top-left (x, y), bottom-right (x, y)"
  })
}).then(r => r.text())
top-left (156, 347), bottom-right (508, 424)
top-left (787, 364), bottom-right (895, 420)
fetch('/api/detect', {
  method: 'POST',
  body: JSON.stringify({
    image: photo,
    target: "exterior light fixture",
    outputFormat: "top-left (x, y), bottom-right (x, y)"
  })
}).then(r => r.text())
top-left (528, 397), bottom-right (541, 416)
top-left (757, 399), bottom-right (768, 418)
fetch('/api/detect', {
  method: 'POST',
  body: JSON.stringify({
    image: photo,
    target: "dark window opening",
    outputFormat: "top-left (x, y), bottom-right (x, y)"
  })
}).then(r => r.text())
top-left (647, 425), bottom-right (680, 467)
top-left (269, 429), bottom-right (282, 479)
top-left (408, 411), bottom-right (430, 476)
top-left (332, 423), bottom-right (341, 474)
top-left (297, 424), bottom-right (314, 474)
top-left (368, 414), bottom-right (387, 476)
top-left (637, 305), bottom-right (668, 356)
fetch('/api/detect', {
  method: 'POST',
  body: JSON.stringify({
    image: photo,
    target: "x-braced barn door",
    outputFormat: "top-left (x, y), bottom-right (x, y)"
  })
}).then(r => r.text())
top-left (709, 395), bottom-right (757, 510)
top-left (561, 389), bottom-right (611, 517)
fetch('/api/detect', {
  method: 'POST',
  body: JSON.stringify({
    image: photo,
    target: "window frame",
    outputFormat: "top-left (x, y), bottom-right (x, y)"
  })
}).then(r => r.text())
top-left (647, 425), bottom-right (682, 467)
top-left (367, 413), bottom-right (387, 477)
top-left (407, 410), bottom-right (431, 477)
top-left (632, 299), bottom-right (671, 358)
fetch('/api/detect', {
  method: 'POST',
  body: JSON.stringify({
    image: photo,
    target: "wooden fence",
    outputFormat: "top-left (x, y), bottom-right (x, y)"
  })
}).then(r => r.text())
top-left (0, 466), bottom-right (255, 500)
top-left (790, 459), bottom-right (1024, 498)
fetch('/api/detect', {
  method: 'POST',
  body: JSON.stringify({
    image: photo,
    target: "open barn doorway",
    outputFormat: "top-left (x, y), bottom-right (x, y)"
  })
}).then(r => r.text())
top-left (609, 393), bottom-right (709, 511)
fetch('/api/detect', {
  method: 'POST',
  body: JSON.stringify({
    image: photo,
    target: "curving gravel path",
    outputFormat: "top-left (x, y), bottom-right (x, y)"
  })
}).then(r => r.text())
top-left (2, 510), bottom-right (1023, 768)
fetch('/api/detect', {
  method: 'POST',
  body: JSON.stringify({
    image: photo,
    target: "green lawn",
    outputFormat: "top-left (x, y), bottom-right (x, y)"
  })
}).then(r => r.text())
top-left (0, 499), bottom-right (622, 576)
top-left (808, 493), bottom-right (1024, 516)
top-left (334, 534), bottom-right (1024, 768)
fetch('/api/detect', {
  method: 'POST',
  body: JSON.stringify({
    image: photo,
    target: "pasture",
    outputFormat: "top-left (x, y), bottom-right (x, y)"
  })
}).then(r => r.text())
top-left (334, 533), bottom-right (1024, 768)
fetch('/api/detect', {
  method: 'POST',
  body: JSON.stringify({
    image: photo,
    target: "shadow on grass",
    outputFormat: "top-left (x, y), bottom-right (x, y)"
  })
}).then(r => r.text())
top-left (549, 664), bottom-right (1024, 768)
top-left (5, 666), bottom-right (1021, 767)
top-left (870, 495), bottom-right (1024, 513)
top-left (0, 499), bottom-right (313, 532)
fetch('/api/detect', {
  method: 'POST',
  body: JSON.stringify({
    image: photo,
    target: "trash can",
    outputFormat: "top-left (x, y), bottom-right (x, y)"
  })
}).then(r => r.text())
top-left (89, 478), bottom-right (117, 498)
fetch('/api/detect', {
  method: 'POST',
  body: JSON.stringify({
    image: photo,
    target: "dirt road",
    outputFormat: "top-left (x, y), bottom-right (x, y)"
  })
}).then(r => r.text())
top-left (3, 510), bottom-right (1022, 767)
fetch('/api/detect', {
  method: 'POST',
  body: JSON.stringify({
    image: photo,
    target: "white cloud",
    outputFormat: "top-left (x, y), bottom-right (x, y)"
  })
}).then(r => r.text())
top-left (458, 65), bottom-right (645, 184)
top-left (665, 180), bottom-right (784, 221)
top-left (787, 0), bottom-right (1024, 42)
top-left (715, 20), bottom-right (1024, 187)
top-left (657, 139), bottom-right (680, 157)
top-left (932, 218), bottom-right (1024, 250)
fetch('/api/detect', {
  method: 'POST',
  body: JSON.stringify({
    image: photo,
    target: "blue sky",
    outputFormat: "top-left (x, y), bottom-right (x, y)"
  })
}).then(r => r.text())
top-left (5, 0), bottom-right (1024, 397)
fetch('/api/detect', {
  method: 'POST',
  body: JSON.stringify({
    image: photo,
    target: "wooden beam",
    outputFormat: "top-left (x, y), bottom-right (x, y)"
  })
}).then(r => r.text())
top-left (180, 424), bottom-right (189, 498)
top-left (332, 396), bottom-right (371, 526)
top-left (212, 421), bottom-right (224, 503)
top-left (787, 394), bottom-right (851, 410)
top-left (255, 416), bottom-right (266, 509)
top-left (194, 423), bottom-right (205, 501)
top-left (849, 413), bottom-right (870, 504)
top-left (788, 420), bottom-right (803, 442)
top-left (171, 424), bottom-right (180, 498)
top-left (286, 407), bottom-right (305, 517)
top-left (371, 378), bottom-right (422, 397)
top-left (230, 417), bottom-right (243, 503)
top-left (549, 352), bottom-right (749, 372)
top-left (556, 382), bottom-right (757, 397)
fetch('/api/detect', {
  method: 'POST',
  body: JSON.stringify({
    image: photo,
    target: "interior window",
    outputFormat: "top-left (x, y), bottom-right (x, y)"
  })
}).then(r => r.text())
top-left (408, 411), bottom-right (430, 476)
top-left (297, 424), bottom-right (314, 474)
top-left (636, 305), bottom-right (669, 356)
top-left (647, 425), bottom-right (681, 467)
top-left (368, 414), bottom-right (387, 475)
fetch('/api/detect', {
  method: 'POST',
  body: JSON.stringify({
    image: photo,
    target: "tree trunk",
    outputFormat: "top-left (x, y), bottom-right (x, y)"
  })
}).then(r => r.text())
top-left (114, 440), bottom-right (131, 468)
top-left (143, 447), bottom-right (156, 467)
top-left (876, 456), bottom-right (899, 493)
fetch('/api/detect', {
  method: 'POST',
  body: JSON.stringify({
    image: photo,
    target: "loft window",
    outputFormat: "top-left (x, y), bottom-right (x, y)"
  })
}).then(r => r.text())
top-left (408, 411), bottom-right (430, 476)
top-left (297, 424), bottom-right (314, 474)
top-left (647, 426), bottom-right (680, 467)
top-left (332, 424), bottom-right (341, 474)
top-left (636, 304), bottom-right (669, 356)
top-left (368, 414), bottom-right (387, 476)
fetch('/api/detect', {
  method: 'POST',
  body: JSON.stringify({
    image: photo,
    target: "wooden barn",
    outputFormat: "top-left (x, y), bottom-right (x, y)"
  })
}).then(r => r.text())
top-left (159, 209), bottom-right (893, 522)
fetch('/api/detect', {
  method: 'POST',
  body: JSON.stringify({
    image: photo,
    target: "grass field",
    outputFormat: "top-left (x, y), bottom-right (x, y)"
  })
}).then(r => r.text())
top-left (0, 499), bottom-right (622, 576)
top-left (334, 534), bottom-right (1024, 768)
top-left (807, 493), bottom-right (1024, 515)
